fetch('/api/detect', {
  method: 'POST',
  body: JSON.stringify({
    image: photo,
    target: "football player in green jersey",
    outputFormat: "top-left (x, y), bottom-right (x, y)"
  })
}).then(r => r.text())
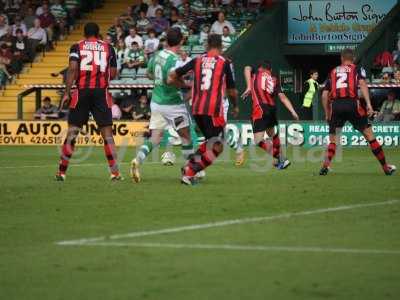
top-left (130, 28), bottom-right (195, 183)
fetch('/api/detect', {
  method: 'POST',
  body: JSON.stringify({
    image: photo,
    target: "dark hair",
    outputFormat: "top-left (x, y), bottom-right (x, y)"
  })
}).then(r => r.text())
top-left (258, 60), bottom-right (272, 70)
top-left (207, 34), bottom-right (222, 49)
top-left (15, 28), bottom-right (23, 34)
top-left (131, 41), bottom-right (139, 46)
top-left (309, 69), bottom-right (318, 76)
top-left (84, 22), bottom-right (99, 38)
top-left (166, 28), bottom-right (183, 47)
top-left (148, 28), bottom-right (156, 35)
top-left (43, 96), bottom-right (51, 102)
top-left (223, 26), bottom-right (230, 31)
top-left (341, 48), bottom-right (354, 61)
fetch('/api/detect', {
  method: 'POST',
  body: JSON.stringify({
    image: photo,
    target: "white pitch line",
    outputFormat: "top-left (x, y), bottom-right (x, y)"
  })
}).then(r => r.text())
top-left (75, 242), bottom-right (400, 255)
top-left (56, 200), bottom-right (399, 246)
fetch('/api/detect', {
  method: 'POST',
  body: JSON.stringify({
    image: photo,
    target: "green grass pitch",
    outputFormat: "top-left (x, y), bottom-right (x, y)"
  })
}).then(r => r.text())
top-left (0, 145), bottom-right (399, 300)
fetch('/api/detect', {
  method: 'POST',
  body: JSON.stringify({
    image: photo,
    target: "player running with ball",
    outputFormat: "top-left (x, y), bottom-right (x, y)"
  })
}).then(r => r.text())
top-left (241, 61), bottom-right (299, 169)
top-left (130, 28), bottom-right (196, 183)
top-left (320, 48), bottom-right (396, 176)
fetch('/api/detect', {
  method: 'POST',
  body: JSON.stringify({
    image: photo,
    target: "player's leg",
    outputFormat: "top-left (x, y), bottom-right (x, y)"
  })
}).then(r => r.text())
top-left (181, 116), bottom-right (224, 185)
top-left (170, 104), bottom-right (195, 161)
top-left (358, 123), bottom-right (396, 176)
top-left (56, 90), bottom-right (88, 181)
top-left (320, 133), bottom-right (337, 175)
top-left (92, 89), bottom-right (122, 180)
top-left (56, 125), bottom-right (80, 181)
top-left (131, 106), bottom-right (166, 182)
top-left (99, 125), bottom-right (122, 180)
top-left (320, 101), bottom-right (344, 175)
top-left (223, 98), bottom-right (245, 166)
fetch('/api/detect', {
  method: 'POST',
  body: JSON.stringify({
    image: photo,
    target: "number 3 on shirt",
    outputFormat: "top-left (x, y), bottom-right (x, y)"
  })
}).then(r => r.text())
top-left (201, 68), bottom-right (212, 90)
top-left (80, 50), bottom-right (107, 72)
top-left (336, 72), bottom-right (348, 89)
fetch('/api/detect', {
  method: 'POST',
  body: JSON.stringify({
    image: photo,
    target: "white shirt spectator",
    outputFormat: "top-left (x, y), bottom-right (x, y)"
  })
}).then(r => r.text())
top-left (210, 20), bottom-right (235, 35)
top-left (144, 37), bottom-right (159, 53)
top-left (27, 26), bottom-right (47, 44)
top-left (176, 56), bottom-right (192, 68)
top-left (35, 6), bottom-right (44, 16)
top-left (147, 4), bottom-right (163, 18)
top-left (125, 34), bottom-right (143, 49)
top-left (12, 23), bottom-right (27, 36)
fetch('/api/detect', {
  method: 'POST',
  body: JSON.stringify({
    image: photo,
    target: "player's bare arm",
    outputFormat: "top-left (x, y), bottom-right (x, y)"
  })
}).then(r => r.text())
top-left (110, 67), bottom-right (117, 80)
top-left (61, 60), bottom-right (78, 107)
top-left (241, 66), bottom-right (252, 99)
top-left (359, 79), bottom-right (374, 116)
top-left (321, 90), bottom-right (330, 121)
top-left (278, 92), bottom-right (299, 120)
top-left (227, 88), bottom-right (239, 117)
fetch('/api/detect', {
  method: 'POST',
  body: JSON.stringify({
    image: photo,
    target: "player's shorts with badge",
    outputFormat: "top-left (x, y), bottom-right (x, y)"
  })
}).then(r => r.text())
top-left (149, 102), bottom-right (191, 131)
top-left (68, 88), bottom-right (113, 127)
top-left (329, 99), bottom-right (370, 134)
top-left (252, 104), bottom-right (278, 133)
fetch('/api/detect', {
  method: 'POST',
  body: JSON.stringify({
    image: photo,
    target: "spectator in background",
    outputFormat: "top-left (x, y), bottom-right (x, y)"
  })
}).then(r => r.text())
top-left (0, 26), bottom-right (14, 47)
top-left (147, 0), bottom-right (162, 18)
top-left (27, 18), bottom-right (47, 61)
top-left (119, 98), bottom-right (135, 119)
top-left (176, 49), bottom-right (191, 68)
top-left (0, 15), bottom-right (9, 39)
top-left (125, 27), bottom-right (143, 49)
top-left (221, 26), bottom-right (233, 51)
top-left (38, 3), bottom-right (55, 44)
top-left (50, 0), bottom-right (68, 40)
top-left (120, 6), bottom-right (136, 29)
top-left (302, 69), bottom-right (319, 120)
top-left (124, 41), bottom-right (145, 71)
top-left (23, 7), bottom-right (37, 30)
top-left (112, 99), bottom-right (122, 120)
top-left (108, 17), bottom-right (124, 40)
top-left (132, 95), bottom-right (150, 120)
top-left (65, 0), bottom-right (81, 24)
top-left (199, 24), bottom-right (209, 45)
top-left (0, 43), bottom-right (12, 79)
top-left (12, 28), bottom-right (29, 63)
top-left (151, 8), bottom-right (169, 35)
top-left (144, 29), bottom-right (159, 56)
top-left (136, 10), bottom-right (151, 34)
top-left (116, 38), bottom-right (126, 72)
top-left (393, 69), bottom-right (400, 84)
top-left (34, 97), bottom-right (59, 120)
top-left (381, 72), bottom-right (391, 84)
top-left (105, 34), bottom-right (114, 47)
top-left (376, 90), bottom-right (400, 122)
top-left (211, 11), bottom-right (235, 35)
top-left (36, 0), bottom-right (49, 16)
top-left (11, 15), bottom-right (27, 36)
top-left (169, 7), bottom-right (180, 26)
top-left (133, 0), bottom-right (149, 16)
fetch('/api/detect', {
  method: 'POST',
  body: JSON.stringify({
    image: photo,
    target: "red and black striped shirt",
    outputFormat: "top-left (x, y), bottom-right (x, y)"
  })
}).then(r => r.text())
top-left (324, 63), bottom-right (366, 101)
top-left (250, 67), bottom-right (282, 120)
top-left (69, 38), bottom-right (117, 89)
top-left (175, 51), bottom-right (235, 117)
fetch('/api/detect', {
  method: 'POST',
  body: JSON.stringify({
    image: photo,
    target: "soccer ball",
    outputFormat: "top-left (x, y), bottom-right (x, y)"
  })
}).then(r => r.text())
top-left (161, 151), bottom-right (176, 166)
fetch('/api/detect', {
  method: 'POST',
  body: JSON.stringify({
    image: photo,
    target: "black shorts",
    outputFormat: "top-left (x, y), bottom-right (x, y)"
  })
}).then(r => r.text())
top-left (329, 99), bottom-right (370, 134)
top-left (68, 88), bottom-right (112, 128)
top-left (252, 105), bottom-right (278, 133)
top-left (194, 115), bottom-right (224, 140)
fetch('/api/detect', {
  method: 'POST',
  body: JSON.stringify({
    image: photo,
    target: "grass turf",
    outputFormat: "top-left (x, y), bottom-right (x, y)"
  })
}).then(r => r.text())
top-left (0, 145), bottom-right (399, 300)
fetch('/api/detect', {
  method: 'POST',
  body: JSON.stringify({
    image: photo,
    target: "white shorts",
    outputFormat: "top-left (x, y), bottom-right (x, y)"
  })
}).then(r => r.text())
top-left (149, 102), bottom-right (191, 131)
